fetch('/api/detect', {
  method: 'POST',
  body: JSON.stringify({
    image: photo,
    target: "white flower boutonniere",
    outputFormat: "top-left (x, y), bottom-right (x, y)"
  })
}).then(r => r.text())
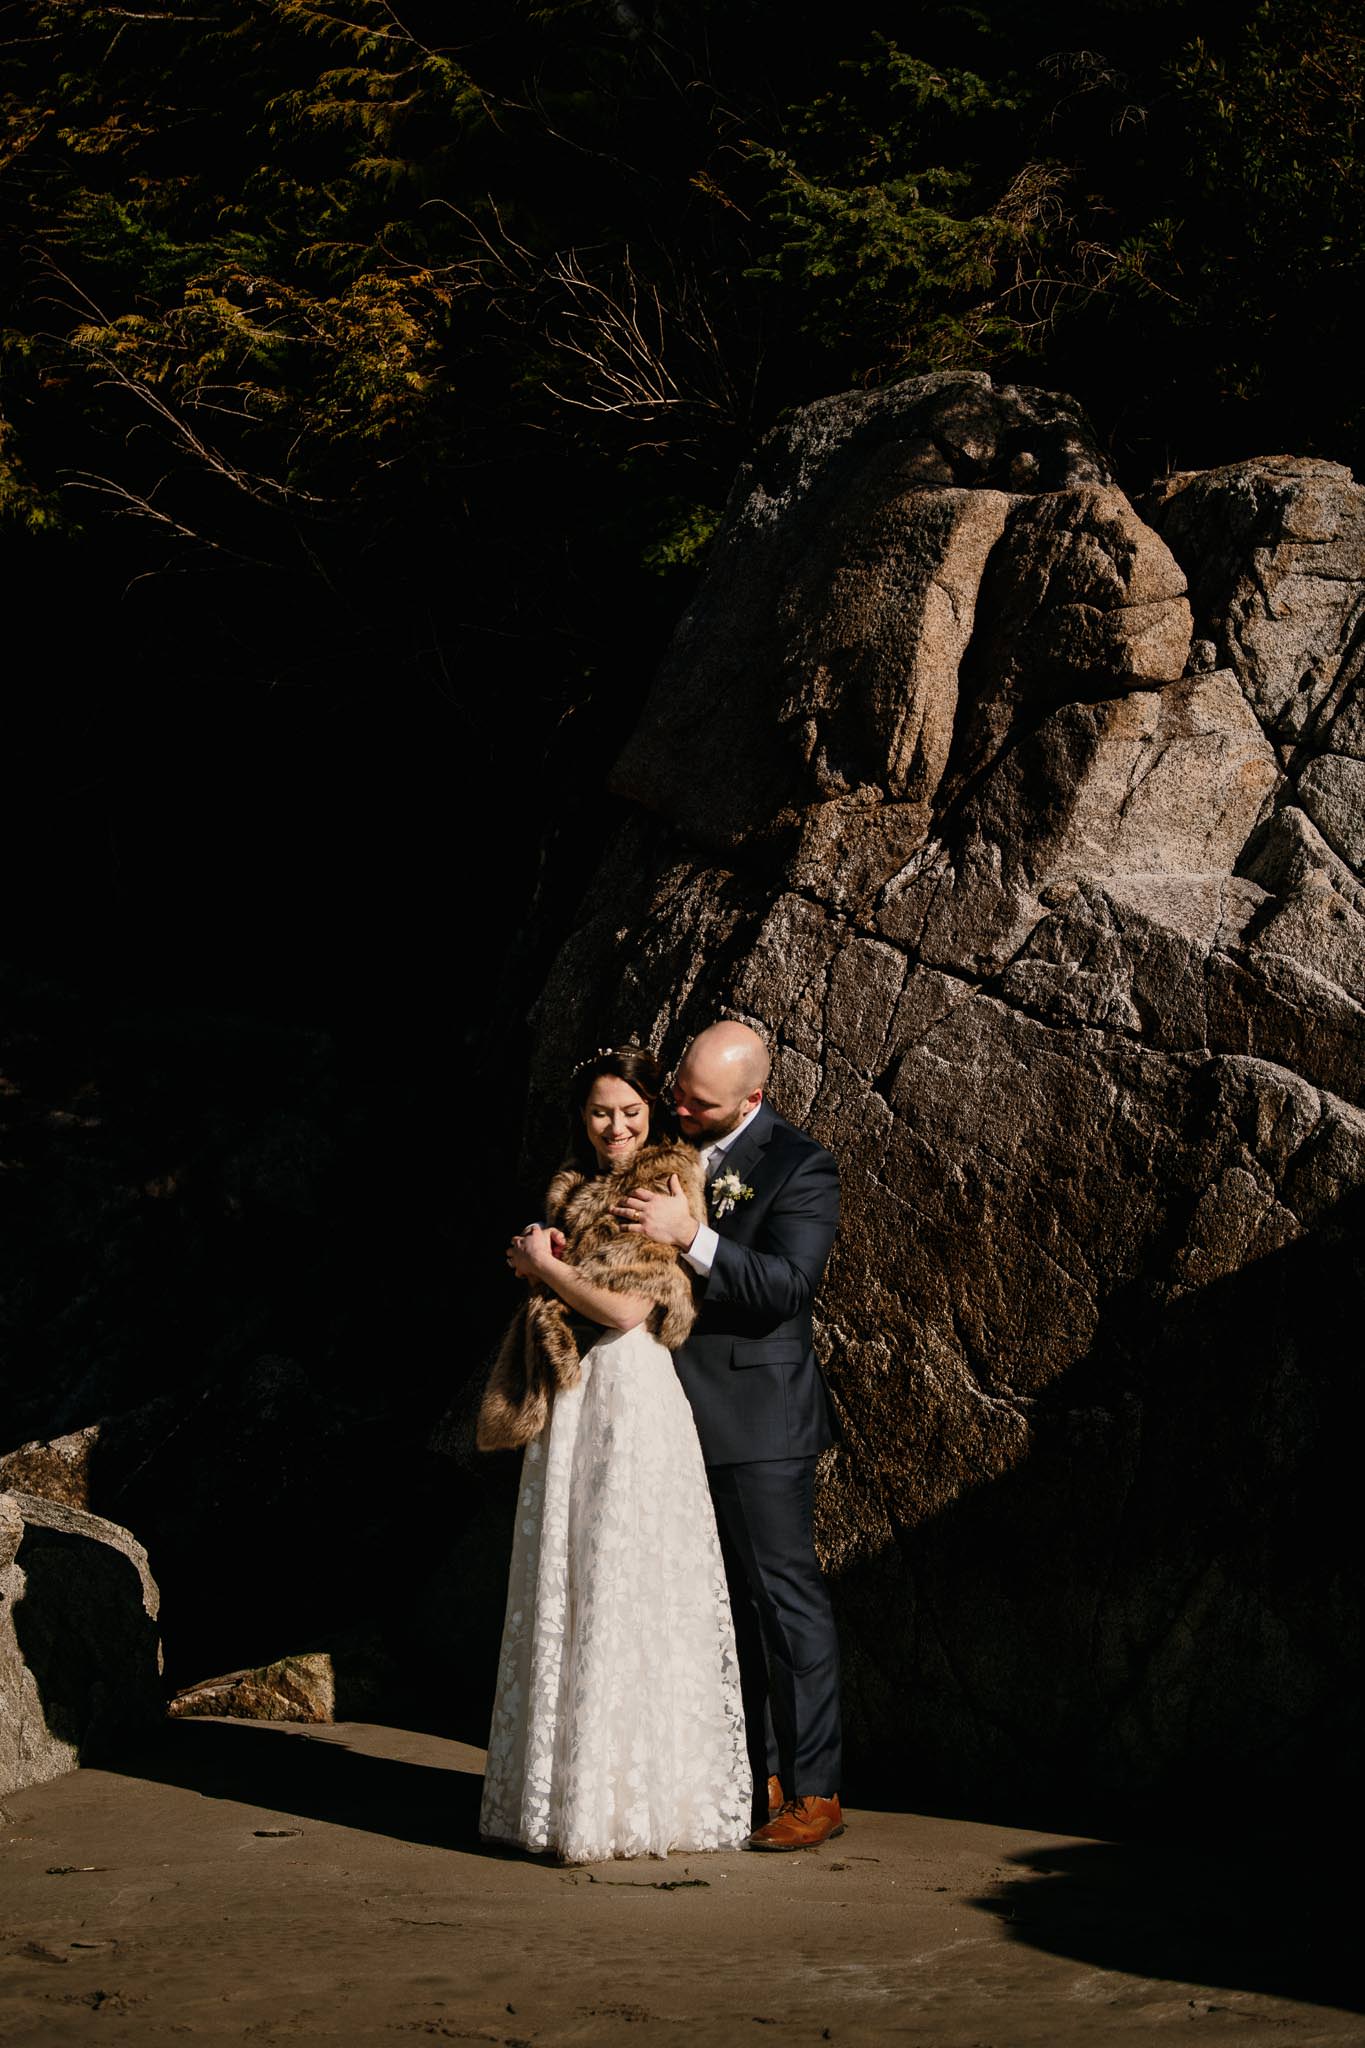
top-left (710, 1169), bottom-right (755, 1220)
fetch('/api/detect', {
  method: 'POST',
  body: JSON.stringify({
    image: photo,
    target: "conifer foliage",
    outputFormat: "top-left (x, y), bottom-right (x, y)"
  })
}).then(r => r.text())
top-left (4, 0), bottom-right (1362, 568)
top-left (0, 1), bottom-right (1361, 1014)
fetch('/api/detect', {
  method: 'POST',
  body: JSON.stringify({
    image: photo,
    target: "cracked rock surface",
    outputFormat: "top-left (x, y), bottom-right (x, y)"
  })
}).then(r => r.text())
top-left (531, 373), bottom-right (1363, 1810)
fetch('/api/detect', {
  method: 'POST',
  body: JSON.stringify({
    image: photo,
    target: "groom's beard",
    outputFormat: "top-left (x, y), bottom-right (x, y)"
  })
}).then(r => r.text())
top-left (680, 1107), bottom-right (747, 1148)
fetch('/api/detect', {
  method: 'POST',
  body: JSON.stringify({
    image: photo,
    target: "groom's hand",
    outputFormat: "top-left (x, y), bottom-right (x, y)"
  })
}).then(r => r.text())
top-left (614, 1173), bottom-right (698, 1250)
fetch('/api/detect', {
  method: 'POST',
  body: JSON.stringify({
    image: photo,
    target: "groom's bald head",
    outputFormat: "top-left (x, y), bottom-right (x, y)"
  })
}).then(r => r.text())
top-left (673, 1021), bottom-right (770, 1142)
top-left (687, 1021), bottom-right (770, 1092)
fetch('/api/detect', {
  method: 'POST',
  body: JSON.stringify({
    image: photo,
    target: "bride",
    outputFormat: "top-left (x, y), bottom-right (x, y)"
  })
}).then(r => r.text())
top-left (476, 1043), bottom-right (751, 1863)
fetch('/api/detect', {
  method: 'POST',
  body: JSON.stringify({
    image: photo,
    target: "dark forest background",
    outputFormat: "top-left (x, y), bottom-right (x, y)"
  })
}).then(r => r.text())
top-left (1, 0), bottom-right (1363, 1718)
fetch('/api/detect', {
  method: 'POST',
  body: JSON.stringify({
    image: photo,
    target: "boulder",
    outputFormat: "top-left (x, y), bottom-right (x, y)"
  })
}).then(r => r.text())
top-left (1, 1490), bottom-right (163, 1796)
top-left (169, 1652), bottom-right (335, 1723)
top-left (527, 373), bottom-right (1364, 1811)
top-left (167, 1630), bottom-right (402, 1723)
top-left (0, 1424), bottom-right (100, 1508)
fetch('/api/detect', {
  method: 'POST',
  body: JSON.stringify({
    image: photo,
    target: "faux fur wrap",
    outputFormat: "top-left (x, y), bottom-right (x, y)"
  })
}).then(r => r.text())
top-left (476, 1137), bottom-right (705, 1452)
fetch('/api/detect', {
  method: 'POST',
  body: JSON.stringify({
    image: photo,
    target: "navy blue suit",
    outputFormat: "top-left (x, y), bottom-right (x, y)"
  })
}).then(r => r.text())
top-left (672, 1100), bottom-right (842, 1803)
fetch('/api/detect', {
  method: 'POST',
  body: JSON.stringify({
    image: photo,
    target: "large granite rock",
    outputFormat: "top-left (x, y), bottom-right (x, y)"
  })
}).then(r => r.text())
top-left (1, 1490), bottom-right (163, 1796)
top-left (528, 375), bottom-right (1364, 1811)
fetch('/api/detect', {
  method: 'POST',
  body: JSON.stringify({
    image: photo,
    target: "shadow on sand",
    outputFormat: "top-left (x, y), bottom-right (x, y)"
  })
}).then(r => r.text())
top-left (104, 1721), bottom-right (1358, 2019)
top-left (974, 1834), bottom-right (1359, 2016)
top-left (110, 1717), bottom-right (488, 1856)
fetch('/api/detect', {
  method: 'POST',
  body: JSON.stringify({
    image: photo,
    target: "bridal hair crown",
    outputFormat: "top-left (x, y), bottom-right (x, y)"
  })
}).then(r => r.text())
top-left (571, 1043), bottom-right (650, 1078)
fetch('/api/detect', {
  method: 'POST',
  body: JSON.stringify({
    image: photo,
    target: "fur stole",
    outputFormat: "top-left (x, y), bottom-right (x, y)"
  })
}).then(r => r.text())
top-left (476, 1137), bottom-right (705, 1452)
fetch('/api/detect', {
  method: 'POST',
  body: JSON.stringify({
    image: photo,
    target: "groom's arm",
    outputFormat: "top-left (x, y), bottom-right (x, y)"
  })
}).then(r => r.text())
top-left (701, 1151), bottom-right (839, 1322)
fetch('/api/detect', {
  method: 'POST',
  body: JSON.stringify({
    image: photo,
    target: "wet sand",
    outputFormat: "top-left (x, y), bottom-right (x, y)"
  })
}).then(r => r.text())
top-left (0, 1720), bottom-right (1355, 2046)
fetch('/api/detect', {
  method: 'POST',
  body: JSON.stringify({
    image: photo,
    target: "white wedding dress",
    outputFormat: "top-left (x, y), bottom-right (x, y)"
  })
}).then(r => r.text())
top-left (478, 1323), bottom-right (751, 1862)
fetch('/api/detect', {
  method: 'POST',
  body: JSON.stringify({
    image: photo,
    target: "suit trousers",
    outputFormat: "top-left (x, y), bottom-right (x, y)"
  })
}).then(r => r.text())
top-left (706, 1456), bottom-right (842, 1806)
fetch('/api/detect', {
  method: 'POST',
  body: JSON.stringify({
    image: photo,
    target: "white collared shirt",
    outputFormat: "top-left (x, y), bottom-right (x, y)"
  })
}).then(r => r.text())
top-left (684, 1097), bottom-right (764, 1277)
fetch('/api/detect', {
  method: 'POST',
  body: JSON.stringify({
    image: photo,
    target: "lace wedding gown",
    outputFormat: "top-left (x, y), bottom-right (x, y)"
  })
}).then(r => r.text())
top-left (479, 1323), bottom-right (751, 1862)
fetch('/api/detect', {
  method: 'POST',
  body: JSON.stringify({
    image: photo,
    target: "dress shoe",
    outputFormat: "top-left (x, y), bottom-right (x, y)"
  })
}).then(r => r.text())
top-left (746, 1795), bottom-right (844, 1852)
top-left (767, 1774), bottom-right (783, 1818)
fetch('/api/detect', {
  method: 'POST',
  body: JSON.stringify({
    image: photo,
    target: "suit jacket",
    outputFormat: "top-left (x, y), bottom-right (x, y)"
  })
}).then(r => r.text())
top-left (672, 1099), bottom-right (839, 1467)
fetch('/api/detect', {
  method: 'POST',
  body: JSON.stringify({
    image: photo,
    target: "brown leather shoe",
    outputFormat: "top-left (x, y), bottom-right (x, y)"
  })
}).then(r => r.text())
top-left (746, 1795), bottom-right (844, 1852)
top-left (767, 1774), bottom-right (783, 1818)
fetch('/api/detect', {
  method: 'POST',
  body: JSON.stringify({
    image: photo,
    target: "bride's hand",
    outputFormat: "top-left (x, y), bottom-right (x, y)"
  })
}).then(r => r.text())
top-left (507, 1224), bottom-right (558, 1279)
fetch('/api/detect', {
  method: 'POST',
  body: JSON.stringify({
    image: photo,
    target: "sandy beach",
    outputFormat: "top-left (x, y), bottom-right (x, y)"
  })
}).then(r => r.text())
top-left (0, 1718), bottom-right (1355, 2046)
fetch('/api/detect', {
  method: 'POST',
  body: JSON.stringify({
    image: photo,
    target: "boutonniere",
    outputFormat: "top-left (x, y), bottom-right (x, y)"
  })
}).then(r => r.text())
top-left (710, 1169), bottom-right (755, 1219)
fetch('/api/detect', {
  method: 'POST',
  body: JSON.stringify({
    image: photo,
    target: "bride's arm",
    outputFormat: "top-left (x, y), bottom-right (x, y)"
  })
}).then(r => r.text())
top-left (508, 1225), bottom-right (651, 1331)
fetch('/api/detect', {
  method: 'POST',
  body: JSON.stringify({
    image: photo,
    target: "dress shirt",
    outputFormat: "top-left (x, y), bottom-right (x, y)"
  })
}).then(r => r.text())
top-left (683, 1098), bottom-right (764, 1277)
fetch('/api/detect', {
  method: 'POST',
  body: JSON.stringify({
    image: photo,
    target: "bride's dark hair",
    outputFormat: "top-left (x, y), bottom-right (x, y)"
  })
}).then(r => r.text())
top-left (567, 1043), bottom-right (678, 1169)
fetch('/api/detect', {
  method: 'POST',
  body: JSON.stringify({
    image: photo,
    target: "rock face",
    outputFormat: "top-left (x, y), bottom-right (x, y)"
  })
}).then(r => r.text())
top-left (1, 1490), bottom-right (163, 1796)
top-left (530, 374), bottom-right (1364, 1811)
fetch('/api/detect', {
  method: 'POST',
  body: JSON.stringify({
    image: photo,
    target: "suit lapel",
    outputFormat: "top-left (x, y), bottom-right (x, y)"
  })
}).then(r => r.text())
top-left (705, 1099), bottom-right (775, 1223)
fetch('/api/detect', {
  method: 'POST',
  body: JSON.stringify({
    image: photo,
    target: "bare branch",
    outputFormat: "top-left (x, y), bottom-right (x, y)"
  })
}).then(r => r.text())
top-left (433, 206), bottom-right (751, 439)
top-left (34, 255), bottom-right (329, 513)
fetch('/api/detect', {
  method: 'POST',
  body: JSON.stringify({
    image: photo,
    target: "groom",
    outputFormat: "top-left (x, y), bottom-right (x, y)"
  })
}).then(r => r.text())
top-left (616, 1020), bottom-right (843, 1850)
